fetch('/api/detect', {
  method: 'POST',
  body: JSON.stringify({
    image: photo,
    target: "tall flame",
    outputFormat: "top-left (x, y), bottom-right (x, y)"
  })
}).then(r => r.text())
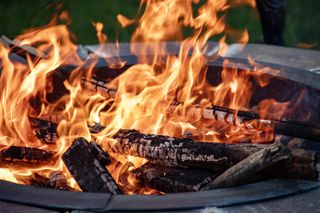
top-left (0, 0), bottom-right (291, 193)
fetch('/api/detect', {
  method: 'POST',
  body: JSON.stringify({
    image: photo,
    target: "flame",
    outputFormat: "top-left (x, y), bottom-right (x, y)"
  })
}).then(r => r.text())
top-left (0, 0), bottom-right (295, 194)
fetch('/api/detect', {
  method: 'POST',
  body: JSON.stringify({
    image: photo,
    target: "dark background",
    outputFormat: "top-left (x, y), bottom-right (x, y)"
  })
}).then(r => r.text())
top-left (0, 0), bottom-right (319, 49)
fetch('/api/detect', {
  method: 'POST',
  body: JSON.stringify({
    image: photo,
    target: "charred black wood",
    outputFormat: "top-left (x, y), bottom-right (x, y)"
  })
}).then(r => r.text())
top-left (0, 146), bottom-right (54, 162)
top-left (29, 173), bottom-right (50, 188)
top-left (112, 129), bottom-right (320, 180)
top-left (62, 137), bottom-right (122, 194)
top-left (277, 135), bottom-right (320, 152)
top-left (48, 171), bottom-right (70, 190)
top-left (81, 77), bottom-right (116, 99)
top-left (201, 144), bottom-right (291, 190)
top-left (263, 148), bottom-right (320, 180)
top-left (30, 117), bottom-right (106, 144)
top-left (90, 141), bottom-right (112, 166)
top-left (132, 163), bottom-right (218, 193)
top-left (111, 129), bottom-right (263, 172)
top-left (30, 117), bottom-right (58, 144)
top-left (29, 172), bottom-right (75, 191)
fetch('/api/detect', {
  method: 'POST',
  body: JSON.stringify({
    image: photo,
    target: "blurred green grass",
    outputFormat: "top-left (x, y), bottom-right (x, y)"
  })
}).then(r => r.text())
top-left (0, 0), bottom-right (319, 49)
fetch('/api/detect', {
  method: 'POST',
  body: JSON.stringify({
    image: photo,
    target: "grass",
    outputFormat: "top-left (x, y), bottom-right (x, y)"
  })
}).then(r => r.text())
top-left (0, 0), bottom-right (319, 49)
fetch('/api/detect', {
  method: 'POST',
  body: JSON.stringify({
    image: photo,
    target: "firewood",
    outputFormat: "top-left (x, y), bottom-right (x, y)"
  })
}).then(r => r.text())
top-left (48, 171), bottom-right (69, 190)
top-left (82, 77), bottom-right (320, 141)
top-left (29, 172), bottom-right (75, 191)
top-left (262, 148), bottom-right (320, 180)
top-left (29, 117), bottom-right (320, 181)
top-left (81, 77), bottom-right (116, 99)
top-left (62, 137), bottom-right (122, 194)
top-left (0, 146), bottom-right (54, 162)
top-left (29, 173), bottom-right (50, 188)
top-left (201, 144), bottom-right (291, 190)
top-left (111, 129), bottom-right (320, 180)
top-left (30, 117), bottom-right (105, 144)
top-left (132, 163), bottom-right (218, 193)
top-left (111, 129), bottom-right (263, 172)
top-left (30, 117), bottom-right (58, 144)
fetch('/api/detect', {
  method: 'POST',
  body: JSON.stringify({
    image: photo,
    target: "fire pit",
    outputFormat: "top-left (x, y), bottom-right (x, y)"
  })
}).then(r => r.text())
top-left (1, 40), bottom-right (320, 212)
top-left (1, 0), bottom-right (320, 212)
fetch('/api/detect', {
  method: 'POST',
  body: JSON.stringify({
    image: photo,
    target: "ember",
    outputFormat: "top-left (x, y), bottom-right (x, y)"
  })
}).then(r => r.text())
top-left (0, 0), bottom-right (319, 195)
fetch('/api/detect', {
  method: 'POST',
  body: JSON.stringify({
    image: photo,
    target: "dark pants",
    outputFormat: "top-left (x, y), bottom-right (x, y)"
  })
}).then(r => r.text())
top-left (256, 0), bottom-right (286, 45)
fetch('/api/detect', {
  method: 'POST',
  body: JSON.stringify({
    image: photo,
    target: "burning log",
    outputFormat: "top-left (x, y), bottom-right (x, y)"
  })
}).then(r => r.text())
top-left (82, 77), bottom-right (320, 142)
top-left (62, 138), bottom-right (122, 194)
top-left (81, 77), bottom-right (117, 99)
top-left (30, 117), bottom-right (105, 144)
top-left (132, 163), bottom-right (218, 193)
top-left (30, 117), bottom-right (58, 144)
top-left (112, 129), bottom-right (320, 180)
top-left (201, 144), bottom-right (291, 190)
top-left (0, 146), bottom-right (54, 162)
top-left (111, 129), bottom-right (262, 172)
top-left (30, 117), bottom-right (320, 181)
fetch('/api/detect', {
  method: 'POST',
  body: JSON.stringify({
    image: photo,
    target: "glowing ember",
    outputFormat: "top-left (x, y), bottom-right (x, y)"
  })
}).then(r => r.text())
top-left (0, 0), bottom-right (292, 194)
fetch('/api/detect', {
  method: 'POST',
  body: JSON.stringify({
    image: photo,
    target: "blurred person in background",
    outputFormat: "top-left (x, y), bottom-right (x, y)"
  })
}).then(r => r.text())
top-left (256, 0), bottom-right (286, 45)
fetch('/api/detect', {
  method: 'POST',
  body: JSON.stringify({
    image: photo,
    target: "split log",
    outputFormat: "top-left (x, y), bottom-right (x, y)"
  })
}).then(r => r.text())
top-left (132, 163), bottom-right (218, 193)
top-left (29, 172), bottom-right (75, 191)
top-left (201, 144), bottom-right (291, 190)
top-left (111, 129), bottom-right (263, 172)
top-left (62, 137), bottom-right (122, 194)
top-left (263, 148), bottom-right (320, 180)
top-left (0, 146), bottom-right (54, 162)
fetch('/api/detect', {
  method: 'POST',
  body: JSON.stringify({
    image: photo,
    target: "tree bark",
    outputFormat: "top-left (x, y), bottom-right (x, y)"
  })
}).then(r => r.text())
top-left (201, 144), bottom-right (291, 190)
top-left (112, 129), bottom-right (320, 180)
top-left (111, 129), bottom-right (264, 172)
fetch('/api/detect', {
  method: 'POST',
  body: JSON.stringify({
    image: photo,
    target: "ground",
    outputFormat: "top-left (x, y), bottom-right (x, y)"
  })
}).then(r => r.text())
top-left (0, 0), bottom-right (319, 49)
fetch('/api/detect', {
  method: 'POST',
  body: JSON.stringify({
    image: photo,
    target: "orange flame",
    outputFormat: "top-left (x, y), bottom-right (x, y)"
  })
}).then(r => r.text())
top-left (0, 0), bottom-right (293, 194)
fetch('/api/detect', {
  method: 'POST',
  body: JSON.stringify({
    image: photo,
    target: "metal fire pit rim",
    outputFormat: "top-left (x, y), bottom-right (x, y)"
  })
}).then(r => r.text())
top-left (0, 179), bottom-right (320, 212)
top-left (90, 53), bottom-right (320, 91)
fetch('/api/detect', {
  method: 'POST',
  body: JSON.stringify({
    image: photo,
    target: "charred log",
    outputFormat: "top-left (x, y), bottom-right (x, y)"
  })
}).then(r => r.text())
top-left (30, 117), bottom-right (58, 144)
top-left (0, 146), bottom-right (54, 162)
top-left (112, 129), bottom-right (320, 180)
top-left (201, 144), bottom-right (291, 190)
top-left (132, 163), bottom-right (218, 193)
top-left (263, 149), bottom-right (320, 180)
top-left (29, 172), bottom-right (75, 191)
top-left (111, 129), bottom-right (262, 172)
top-left (62, 138), bottom-right (121, 194)
top-left (48, 171), bottom-right (69, 190)
top-left (83, 77), bottom-right (320, 141)
top-left (30, 117), bottom-right (106, 144)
